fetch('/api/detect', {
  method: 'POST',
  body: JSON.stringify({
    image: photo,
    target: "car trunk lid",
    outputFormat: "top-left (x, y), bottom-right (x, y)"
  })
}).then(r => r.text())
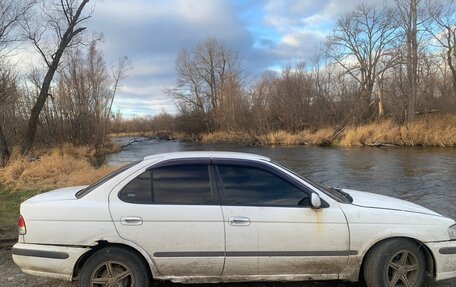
top-left (24, 186), bottom-right (88, 203)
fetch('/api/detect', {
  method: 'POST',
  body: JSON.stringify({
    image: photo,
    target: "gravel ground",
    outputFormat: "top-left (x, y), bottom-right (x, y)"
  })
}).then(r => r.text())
top-left (1, 240), bottom-right (455, 287)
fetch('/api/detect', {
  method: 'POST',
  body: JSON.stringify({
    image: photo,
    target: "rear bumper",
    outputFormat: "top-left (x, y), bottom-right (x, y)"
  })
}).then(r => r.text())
top-left (425, 240), bottom-right (456, 281)
top-left (12, 242), bottom-right (90, 281)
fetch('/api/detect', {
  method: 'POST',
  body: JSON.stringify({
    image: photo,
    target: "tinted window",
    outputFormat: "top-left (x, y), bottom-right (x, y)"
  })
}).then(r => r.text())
top-left (153, 164), bottom-right (214, 204)
top-left (118, 171), bottom-right (152, 203)
top-left (118, 164), bottom-right (215, 205)
top-left (217, 164), bottom-right (309, 207)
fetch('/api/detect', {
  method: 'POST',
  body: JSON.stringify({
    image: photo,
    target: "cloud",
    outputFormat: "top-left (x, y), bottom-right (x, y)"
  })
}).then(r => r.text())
top-left (87, 0), bottom-right (275, 116)
top-left (68, 0), bottom-right (395, 116)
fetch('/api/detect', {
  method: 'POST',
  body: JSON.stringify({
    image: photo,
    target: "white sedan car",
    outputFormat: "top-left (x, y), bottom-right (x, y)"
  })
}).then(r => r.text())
top-left (12, 151), bottom-right (456, 287)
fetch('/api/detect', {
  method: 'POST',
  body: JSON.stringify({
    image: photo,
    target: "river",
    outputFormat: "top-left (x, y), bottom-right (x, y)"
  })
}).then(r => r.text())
top-left (106, 137), bottom-right (456, 220)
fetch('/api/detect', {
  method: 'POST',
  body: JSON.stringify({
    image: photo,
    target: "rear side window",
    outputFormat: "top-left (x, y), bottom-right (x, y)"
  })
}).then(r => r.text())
top-left (118, 171), bottom-right (152, 203)
top-left (118, 164), bottom-right (216, 205)
top-left (217, 164), bottom-right (309, 207)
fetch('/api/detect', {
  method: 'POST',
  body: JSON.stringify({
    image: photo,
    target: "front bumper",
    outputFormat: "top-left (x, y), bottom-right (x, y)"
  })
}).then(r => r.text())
top-left (12, 242), bottom-right (90, 281)
top-left (425, 240), bottom-right (456, 281)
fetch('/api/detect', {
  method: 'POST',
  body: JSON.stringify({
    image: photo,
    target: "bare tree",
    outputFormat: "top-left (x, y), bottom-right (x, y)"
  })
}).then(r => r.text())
top-left (327, 3), bottom-right (399, 119)
top-left (98, 55), bottom-right (130, 148)
top-left (166, 37), bottom-right (243, 131)
top-left (395, 0), bottom-right (422, 121)
top-left (0, 64), bottom-right (18, 166)
top-left (426, 0), bottom-right (456, 106)
top-left (167, 49), bottom-right (208, 114)
top-left (0, 0), bottom-right (35, 58)
top-left (20, 0), bottom-right (91, 154)
top-left (44, 41), bottom-right (128, 149)
top-left (0, 0), bottom-right (35, 165)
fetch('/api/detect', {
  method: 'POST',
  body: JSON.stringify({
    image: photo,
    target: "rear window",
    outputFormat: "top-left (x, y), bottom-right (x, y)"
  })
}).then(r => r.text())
top-left (76, 161), bottom-right (139, 198)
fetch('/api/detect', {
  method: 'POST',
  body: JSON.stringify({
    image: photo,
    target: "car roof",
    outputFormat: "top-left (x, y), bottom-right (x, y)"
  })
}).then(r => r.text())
top-left (143, 151), bottom-right (270, 162)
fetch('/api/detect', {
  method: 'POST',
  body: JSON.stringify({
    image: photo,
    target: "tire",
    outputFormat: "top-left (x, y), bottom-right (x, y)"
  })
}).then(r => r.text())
top-left (363, 239), bottom-right (426, 287)
top-left (80, 246), bottom-right (151, 287)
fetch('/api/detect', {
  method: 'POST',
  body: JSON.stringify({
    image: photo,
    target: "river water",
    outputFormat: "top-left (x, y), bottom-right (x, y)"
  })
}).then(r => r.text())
top-left (106, 138), bottom-right (456, 220)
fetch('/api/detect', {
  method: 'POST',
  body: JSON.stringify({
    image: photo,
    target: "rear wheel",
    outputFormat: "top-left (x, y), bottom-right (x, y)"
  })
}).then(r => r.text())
top-left (364, 239), bottom-right (426, 287)
top-left (80, 246), bottom-right (151, 287)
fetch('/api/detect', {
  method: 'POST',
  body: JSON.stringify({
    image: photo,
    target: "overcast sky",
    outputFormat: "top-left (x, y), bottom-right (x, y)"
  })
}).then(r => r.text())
top-left (81, 0), bottom-right (375, 117)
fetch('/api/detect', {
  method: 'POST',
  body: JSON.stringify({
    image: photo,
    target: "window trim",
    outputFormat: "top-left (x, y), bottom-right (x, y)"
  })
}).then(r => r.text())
top-left (147, 157), bottom-right (211, 170)
top-left (212, 158), bottom-right (322, 208)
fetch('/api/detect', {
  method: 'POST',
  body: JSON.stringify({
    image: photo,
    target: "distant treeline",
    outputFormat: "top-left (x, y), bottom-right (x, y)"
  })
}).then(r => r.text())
top-left (2, 0), bottom-right (456, 169)
top-left (115, 0), bottom-right (456, 139)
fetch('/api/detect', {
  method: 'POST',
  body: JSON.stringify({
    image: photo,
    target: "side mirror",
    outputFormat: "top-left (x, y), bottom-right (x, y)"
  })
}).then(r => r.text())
top-left (311, 193), bottom-right (322, 209)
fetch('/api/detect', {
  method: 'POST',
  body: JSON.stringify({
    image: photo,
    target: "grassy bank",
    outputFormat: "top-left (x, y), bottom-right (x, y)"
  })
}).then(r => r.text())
top-left (0, 144), bottom-right (118, 192)
top-left (201, 115), bottom-right (456, 147)
top-left (0, 145), bottom-right (118, 235)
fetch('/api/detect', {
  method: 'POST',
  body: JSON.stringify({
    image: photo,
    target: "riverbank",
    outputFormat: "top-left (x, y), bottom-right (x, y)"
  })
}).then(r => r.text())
top-left (201, 116), bottom-right (456, 147)
top-left (110, 115), bottom-right (456, 147)
top-left (0, 144), bottom-right (118, 192)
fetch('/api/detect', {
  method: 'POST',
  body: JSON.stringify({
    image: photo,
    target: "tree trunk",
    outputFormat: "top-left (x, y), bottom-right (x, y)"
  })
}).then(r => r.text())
top-left (378, 87), bottom-right (385, 118)
top-left (20, 0), bottom-right (90, 155)
top-left (376, 74), bottom-right (385, 118)
top-left (20, 63), bottom-right (59, 154)
top-left (447, 44), bottom-right (456, 109)
top-left (0, 124), bottom-right (10, 167)
top-left (406, 0), bottom-right (418, 122)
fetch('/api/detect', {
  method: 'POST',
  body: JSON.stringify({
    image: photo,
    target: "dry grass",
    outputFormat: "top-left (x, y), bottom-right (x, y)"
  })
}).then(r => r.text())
top-left (201, 131), bottom-right (252, 144)
top-left (400, 115), bottom-right (456, 146)
top-left (304, 128), bottom-right (336, 145)
top-left (340, 120), bottom-right (403, 146)
top-left (341, 115), bottom-right (456, 147)
top-left (201, 129), bottom-right (337, 146)
top-left (257, 131), bottom-right (305, 145)
top-left (199, 115), bottom-right (456, 147)
top-left (0, 144), bottom-right (118, 191)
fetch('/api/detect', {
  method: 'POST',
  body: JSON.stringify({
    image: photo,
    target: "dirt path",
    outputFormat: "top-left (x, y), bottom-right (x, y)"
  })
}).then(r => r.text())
top-left (1, 240), bottom-right (455, 287)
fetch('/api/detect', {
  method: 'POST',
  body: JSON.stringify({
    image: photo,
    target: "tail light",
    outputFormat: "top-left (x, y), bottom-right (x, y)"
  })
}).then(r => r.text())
top-left (18, 215), bottom-right (26, 235)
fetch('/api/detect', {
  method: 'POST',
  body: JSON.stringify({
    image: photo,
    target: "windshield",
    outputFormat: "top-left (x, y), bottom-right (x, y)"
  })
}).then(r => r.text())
top-left (274, 162), bottom-right (353, 204)
top-left (75, 161), bottom-right (140, 199)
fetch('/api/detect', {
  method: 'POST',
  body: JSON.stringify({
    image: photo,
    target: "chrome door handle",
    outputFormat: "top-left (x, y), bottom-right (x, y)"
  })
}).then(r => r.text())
top-left (228, 216), bottom-right (251, 226)
top-left (120, 216), bottom-right (143, 225)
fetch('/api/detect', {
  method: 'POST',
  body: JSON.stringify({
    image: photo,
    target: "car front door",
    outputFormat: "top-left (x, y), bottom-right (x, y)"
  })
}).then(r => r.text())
top-left (214, 159), bottom-right (350, 278)
top-left (109, 159), bottom-right (225, 277)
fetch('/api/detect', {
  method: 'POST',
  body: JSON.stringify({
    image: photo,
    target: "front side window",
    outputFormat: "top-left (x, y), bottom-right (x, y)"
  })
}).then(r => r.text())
top-left (216, 164), bottom-right (309, 207)
top-left (118, 164), bottom-right (215, 205)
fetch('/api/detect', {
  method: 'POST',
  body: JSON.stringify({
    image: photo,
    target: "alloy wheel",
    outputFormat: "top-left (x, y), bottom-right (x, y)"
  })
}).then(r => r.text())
top-left (90, 260), bottom-right (135, 287)
top-left (387, 249), bottom-right (420, 287)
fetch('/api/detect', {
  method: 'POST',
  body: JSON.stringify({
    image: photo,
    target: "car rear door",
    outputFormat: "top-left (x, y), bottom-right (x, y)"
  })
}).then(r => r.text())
top-left (213, 159), bottom-right (350, 277)
top-left (109, 159), bottom-right (225, 277)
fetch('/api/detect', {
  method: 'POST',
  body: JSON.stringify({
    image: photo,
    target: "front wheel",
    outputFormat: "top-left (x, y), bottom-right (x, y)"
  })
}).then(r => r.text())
top-left (80, 246), bottom-right (151, 287)
top-left (363, 239), bottom-right (426, 287)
